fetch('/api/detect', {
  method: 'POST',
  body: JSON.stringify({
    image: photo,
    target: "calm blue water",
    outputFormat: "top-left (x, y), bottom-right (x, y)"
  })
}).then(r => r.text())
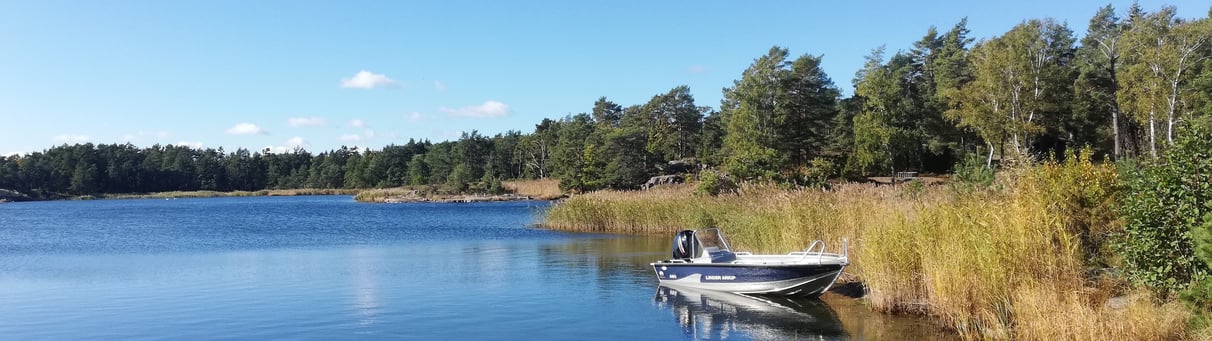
top-left (0, 196), bottom-right (931, 340)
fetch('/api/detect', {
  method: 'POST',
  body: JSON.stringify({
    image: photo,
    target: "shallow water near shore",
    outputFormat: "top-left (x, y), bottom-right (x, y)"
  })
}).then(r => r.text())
top-left (0, 196), bottom-right (947, 340)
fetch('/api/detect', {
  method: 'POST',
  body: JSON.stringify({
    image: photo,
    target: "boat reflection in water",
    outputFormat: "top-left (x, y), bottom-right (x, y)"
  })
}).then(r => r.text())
top-left (654, 285), bottom-right (847, 340)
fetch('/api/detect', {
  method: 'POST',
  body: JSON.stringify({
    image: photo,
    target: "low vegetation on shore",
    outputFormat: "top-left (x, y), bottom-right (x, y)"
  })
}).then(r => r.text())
top-left (543, 148), bottom-right (1204, 339)
top-left (353, 179), bottom-right (563, 203)
top-left (102, 188), bottom-right (360, 200)
top-left (502, 179), bottom-right (564, 200)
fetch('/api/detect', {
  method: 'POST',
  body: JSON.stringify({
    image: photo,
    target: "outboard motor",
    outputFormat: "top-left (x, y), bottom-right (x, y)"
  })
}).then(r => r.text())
top-left (671, 230), bottom-right (698, 260)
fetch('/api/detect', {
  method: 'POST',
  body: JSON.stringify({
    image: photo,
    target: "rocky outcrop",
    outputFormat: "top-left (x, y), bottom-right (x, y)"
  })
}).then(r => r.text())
top-left (0, 189), bottom-right (30, 203)
top-left (642, 175), bottom-right (684, 190)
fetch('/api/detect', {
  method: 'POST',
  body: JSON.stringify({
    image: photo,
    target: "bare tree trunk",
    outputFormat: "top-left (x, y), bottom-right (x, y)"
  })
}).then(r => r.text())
top-left (985, 142), bottom-right (995, 169)
top-left (1102, 37), bottom-right (1122, 160)
top-left (1167, 116), bottom-right (1175, 146)
top-left (1149, 112), bottom-right (1157, 159)
top-left (1168, 79), bottom-right (1179, 146)
top-left (1112, 110), bottom-right (1121, 159)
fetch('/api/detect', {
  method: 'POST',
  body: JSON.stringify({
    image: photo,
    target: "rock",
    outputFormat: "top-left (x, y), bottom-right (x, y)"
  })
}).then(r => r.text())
top-left (663, 159), bottom-right (699, 174)
top-left (642, 175), bottom-right (684, 190)
top-left (0, 188), bottom-right (30, 202)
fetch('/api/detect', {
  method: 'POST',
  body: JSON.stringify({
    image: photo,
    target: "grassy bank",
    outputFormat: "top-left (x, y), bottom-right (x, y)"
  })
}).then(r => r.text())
top-left (103, 188), bottom-right (359, 199)
top-left (543, 157), bottom-right (1190, 339)
top-left (503, 179), bottom-right (563, 200)
top-left (353, 179), bottom-right (563, 203)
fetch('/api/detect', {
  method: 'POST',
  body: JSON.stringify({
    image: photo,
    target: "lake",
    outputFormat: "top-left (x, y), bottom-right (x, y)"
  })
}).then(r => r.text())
top-left (0, 196), bottom-right (946, 340)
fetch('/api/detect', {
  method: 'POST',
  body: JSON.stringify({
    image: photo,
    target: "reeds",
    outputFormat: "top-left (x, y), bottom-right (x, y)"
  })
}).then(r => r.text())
top-left (352, 187), bottom-right (420, 202)
top-left (502, 179), bottom-right (563, 200)
top-left (542, 155), bottom-right (1191, 339)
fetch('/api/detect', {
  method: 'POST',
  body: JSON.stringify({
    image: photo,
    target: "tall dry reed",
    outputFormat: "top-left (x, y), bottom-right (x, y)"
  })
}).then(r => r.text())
top-left (542, 155), bottom-right (1191, 339)
top-left (502, 179), bottom-right (563, 200)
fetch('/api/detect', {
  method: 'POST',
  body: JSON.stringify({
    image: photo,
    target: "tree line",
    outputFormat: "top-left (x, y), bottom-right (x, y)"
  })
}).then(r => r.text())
top-left (2, 3), bottom-right (1210, 197)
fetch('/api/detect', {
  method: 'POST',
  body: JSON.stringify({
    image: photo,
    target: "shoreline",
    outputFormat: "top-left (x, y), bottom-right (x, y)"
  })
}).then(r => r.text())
top-left (0, 188), bottom-right (362, 201)
top-left (539, 166), bottom-right (1189, 339)
top-left (376, 193), bottom-right (540, 203)
top-left (103, 188), bottom-right (362, 200)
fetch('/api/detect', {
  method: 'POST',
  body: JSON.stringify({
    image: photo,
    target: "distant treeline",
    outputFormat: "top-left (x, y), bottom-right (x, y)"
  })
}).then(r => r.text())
top-left (3, 3), bottom-right (1211, 197)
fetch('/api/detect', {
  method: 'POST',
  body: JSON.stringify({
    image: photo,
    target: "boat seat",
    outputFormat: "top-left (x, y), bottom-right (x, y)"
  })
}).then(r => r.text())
top-left (709, 250), bottom-right (737, 263)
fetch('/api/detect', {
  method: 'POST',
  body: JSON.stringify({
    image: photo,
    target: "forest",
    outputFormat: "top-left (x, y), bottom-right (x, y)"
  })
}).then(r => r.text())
top-left (1, 3), bottom-right (1210, 199)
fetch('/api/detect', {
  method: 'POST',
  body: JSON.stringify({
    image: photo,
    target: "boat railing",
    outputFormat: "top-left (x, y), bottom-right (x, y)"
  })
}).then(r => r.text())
top-left (789, 239), bottom-right (849, 264)
top-left (791, 240), bottom-right (827, 264)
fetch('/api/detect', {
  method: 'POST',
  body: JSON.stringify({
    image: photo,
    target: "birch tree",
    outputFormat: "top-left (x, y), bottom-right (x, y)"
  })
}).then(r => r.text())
top-left (1120, 6), bottom-right (1210, 157)
top-left (947, 19), bottom-right (1075, 165)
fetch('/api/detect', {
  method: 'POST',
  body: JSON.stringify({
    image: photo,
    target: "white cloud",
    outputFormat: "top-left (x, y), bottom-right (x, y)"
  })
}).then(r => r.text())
top-left (407, 112), bottom-right (425, 121)
top-left (440, 100), bottom-right (511, 118)
top-left (434, 80), bottom-right (447, 91)
top-left (172, 141), bottom-right (204, 149)
top-left (3, 151), bottom-right (23, 157)
top-left (264, 146), bottom-right (292, 154)
top-left (226, 123), bottom-right (267, 135)
top-left (286, 137), bottom-right (307, 148)
top-left (349, 119), bottom-right (367, 128)
top-left (287, 117), bottom-right (327, 127)
top-left (688, 65), bottom-right (710, 74)
top-left (264, 137), bottom-right (308, 154)
top-left (338, 129), bottom-right (375, 142)
top-left (52, 134), bottom-right (91, 144)
top-left (340, 70), bottom-right (396, 89)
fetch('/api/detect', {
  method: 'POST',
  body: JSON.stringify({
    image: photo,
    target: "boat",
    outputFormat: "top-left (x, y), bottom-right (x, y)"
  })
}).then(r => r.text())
top-left (649, 228), bottom-right (848, 297)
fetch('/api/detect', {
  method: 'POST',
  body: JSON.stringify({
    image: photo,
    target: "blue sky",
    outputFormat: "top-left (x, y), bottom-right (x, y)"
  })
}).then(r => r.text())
top-left (1, 0), bottom-right (1207, 155)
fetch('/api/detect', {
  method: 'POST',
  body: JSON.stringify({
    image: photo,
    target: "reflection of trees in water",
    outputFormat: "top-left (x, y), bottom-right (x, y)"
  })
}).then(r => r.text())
top-left (654, 286), bottom-right (847, 340)
top-left (538, 235), bottom-right (668, 287)
top-left (818, 293), bottom-right (955, 340)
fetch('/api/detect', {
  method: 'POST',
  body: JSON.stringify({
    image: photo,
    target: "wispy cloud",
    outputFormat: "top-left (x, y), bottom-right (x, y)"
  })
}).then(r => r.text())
top-left (341, 70), bottom-right (396, 89)
top-left (172, 141), bottom-right (204, 149)
top-left (286, 137), bottom-right (307, 148)
top-left (688, 65), bottom-right (710, 74)
top-left (52, 134), bottom-right (91, 144)
top-left (264, 137), bottom-right (308, 154)
top-left (3, 151), bottom-right (24, 157)
top-left (348, 119), bottom-right (367, 128)
top-left (226, 123), bottom-right (268, 135)
top-left (406, 112), bottom-right (425, 121)
top-left (434, 80), bottom-right (447, 91)
top-left (287, 117), bottom-right (327, 127)
top-left (440, 100), bottom-right (511, 118)
top-left (338, 129), bottom-right (376, 142)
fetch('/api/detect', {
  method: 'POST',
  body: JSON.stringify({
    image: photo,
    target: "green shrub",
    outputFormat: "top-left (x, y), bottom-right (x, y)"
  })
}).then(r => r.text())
top-left (487, 178), bottom-right (505, 195)
top-left (694, 169), bottom-right (736, 196)
top-left (798, 157), bottom-right (836, 190)
top-left (1116, 125), bottom-right (1212, 299)
top-left (951, 152), bottom-right (996, 191)
top-left (900, 179), bottom-right (924, 197)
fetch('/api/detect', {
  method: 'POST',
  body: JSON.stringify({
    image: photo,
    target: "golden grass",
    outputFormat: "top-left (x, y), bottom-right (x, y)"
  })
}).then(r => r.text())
top-left (353, 187), bottom-right (419, 202)
top-left (542, 155), bottom-right (1192, 340)
top-left (502, 179), bottom-right (563, 200)
top-left (1011, 287), bottom-right (1189, 341)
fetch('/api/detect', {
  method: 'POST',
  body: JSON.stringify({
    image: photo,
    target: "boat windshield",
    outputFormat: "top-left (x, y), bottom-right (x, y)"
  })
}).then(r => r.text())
top-left (695, 228), bottom-right (731, 251)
